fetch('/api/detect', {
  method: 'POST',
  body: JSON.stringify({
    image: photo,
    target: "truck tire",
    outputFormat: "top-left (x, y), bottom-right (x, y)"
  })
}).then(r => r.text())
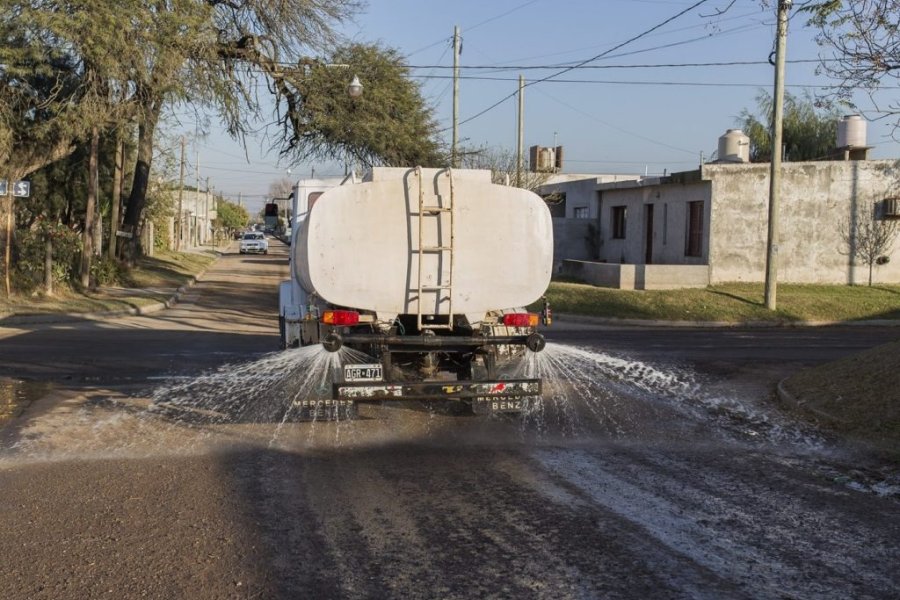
top-left (278, 316), bottom-right (287, 350)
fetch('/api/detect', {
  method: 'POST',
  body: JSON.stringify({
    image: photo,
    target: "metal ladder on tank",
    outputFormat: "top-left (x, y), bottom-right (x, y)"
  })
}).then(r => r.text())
top-left (414, 166), bottom-right (455, 331)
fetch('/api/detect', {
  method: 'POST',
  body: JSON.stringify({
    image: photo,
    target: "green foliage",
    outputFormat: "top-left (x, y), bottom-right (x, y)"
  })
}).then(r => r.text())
top-left (2, 0), bottom-right (362, 270)
top-left (281, 43), bottom-right (445, 168)
top-left (90, 256), bottom-right (124, 286)
top-left (153, 218), bottom-right (171, 253)
top-left (215, 199), bottom-right (249, 231)
top-left (13, 224), bottom-right (82, 294)
top-left (538, 281), bottom-right (900, 323)
top-left (738, 90), bottom-right (841, 162)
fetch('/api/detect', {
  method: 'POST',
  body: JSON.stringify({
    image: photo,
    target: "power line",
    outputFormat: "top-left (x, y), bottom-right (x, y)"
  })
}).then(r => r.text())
top-left (413, 74), bottom-right (851, 89)
top-left (495, 8), bottom-right (767, 65)
top-left (408, 58), bottom-right (827, 71)
top-left (528, 0), bottom-right (714, 86)
top-left (533, 86), bottom-right (699, 156)
top-left (444, 0), bottom-right (713, 131)
top-left (403, 0), bottom-right (542, 58)
top-left (465, 0), bottom-right (542, 32)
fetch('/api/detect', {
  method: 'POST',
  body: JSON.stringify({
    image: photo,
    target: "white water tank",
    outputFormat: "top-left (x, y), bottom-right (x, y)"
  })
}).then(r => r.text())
top-left (717, 129), bottom-right (750, 163)
top-left (837, 114), bottom-right (867, 148)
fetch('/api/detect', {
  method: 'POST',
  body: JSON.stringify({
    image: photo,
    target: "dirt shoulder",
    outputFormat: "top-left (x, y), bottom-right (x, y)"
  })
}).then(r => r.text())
top-left (781, 340), bottom-right (900, 459)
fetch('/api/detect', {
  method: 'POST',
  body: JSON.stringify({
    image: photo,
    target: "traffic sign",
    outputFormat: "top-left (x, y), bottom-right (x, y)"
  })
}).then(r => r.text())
top-left (12, 181), bottom-right (30, 198)
top-left (0, 180), bottom-right (6, 196)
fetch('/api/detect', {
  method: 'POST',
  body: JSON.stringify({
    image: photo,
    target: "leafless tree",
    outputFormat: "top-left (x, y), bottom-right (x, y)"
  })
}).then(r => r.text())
top-left (458, 146), bottom-right (550, 193)
top-left (839, 201), bottom-right (899, 286)
top-left (802, 1), bottom-right (900, 136)
top-left (268, 177), bottom-right (294, 201)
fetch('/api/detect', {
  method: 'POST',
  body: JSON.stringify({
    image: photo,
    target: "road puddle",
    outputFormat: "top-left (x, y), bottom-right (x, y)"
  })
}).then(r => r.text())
top-left (0, 377), bottom-right (51, 426)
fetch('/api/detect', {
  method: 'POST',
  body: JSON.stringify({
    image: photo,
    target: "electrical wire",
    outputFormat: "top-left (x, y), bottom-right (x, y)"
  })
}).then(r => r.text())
top-left (533, 86), bottom-right (699, 155)
top-left (443, 0), bottom-right (714, 131)
top-left (407, 58), bottom-right (828, 71)
top-left (413, 74), bottom-right (850, 89)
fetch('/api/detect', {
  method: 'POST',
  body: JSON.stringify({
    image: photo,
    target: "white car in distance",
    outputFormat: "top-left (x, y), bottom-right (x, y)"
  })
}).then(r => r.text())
top-left (239, 231), bottom-right (268, 255)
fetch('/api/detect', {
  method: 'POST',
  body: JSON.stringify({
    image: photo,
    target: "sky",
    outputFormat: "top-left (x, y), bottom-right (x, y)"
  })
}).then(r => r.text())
top-left (176, 0), bottom-right (900, 213)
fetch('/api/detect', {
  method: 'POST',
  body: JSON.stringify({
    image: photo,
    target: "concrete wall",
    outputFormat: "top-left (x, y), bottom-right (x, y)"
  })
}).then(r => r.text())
top-left (172, 189), bottom-right (215, 248)
top-left (704, 160), bottom-right (900, 284)
top-left (561, 260), bottom-right (709, 290)
top-left (552, 218), bottom-right (596, 271)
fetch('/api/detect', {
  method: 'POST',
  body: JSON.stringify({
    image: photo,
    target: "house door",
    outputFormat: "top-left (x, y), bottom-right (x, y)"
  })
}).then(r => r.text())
top-left (644, 204), bottom-right (654, 264)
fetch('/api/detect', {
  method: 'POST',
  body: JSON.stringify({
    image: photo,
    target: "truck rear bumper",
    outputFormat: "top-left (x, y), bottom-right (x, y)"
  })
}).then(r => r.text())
top-left (325, 332), bottom-right (546, 353)
top-left (333, 378), bottom-right (541, 400)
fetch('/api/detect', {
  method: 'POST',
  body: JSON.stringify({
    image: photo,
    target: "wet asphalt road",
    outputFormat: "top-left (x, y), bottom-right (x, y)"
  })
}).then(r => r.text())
top-left (0, 240), bottom-right (898, 599)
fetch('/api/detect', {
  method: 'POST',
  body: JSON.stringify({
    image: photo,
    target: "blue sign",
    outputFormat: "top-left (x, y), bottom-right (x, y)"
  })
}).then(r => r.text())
top-left (12, 181), bottom-right (30, 198)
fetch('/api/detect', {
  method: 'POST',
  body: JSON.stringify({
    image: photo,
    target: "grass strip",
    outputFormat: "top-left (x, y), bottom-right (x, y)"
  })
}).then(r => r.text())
top-left (537, 281), bottom-right (900, 323)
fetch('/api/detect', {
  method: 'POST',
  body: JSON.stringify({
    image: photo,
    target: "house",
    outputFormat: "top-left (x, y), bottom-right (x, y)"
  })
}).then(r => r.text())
top-left (543, 158), bottom-right (900, 289)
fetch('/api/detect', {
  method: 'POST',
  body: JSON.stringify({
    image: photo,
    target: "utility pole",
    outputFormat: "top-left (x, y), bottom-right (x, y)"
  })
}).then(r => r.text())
top-left (516, 74), bottom-right (525, 188)
top-left (195, 149), bottom-right (200, 247)
top-left (205, 176), bottom-right (210, 246)
top-left (764, 0), bottom-right (791, 311)
top-left (451, 25), bottom-right (461, 168)
top-left (176, 136), bottom-right (185, 251)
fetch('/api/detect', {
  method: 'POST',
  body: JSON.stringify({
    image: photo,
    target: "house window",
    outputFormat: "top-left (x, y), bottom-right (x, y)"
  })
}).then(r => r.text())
top-left (685, 201), bottom-right (704, 257)
top-left (611, 206), bottom-right (627, 239)
top-left (573, 206), bottom-right (589, 219)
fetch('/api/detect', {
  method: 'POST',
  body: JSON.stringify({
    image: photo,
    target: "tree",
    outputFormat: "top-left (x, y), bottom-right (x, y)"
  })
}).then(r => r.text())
top-left (839, 201), bottom-right (899, 286)
top-left (268, 178), bottom-right (294, 200)
top-left (1, 0), bottom-right (152, 287)
top-left (6, 1), bottom-right (446, 271)
top-left (738, 90), bottom-right (841, 162)
top-left (273, 43), bottom-right (445, 168)
top-left (215, 200), bottom-right (249, 233)
top-left (802, 1), bottom-right (900, 134)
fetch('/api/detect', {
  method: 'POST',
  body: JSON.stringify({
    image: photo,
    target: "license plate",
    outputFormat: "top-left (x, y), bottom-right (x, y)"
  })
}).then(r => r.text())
top-left (343, 363), bottom-right (383, 382)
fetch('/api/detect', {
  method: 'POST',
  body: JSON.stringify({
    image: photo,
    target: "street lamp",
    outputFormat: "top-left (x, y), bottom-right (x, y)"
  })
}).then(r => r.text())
top-left (298, 58), bottom-right (362, 98)
top-left (347, 74), bottom-right (363, 98)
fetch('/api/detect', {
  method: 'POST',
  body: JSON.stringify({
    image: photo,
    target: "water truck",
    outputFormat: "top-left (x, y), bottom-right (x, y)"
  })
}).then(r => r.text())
top-left (278, 167), bottom-right (553, 419)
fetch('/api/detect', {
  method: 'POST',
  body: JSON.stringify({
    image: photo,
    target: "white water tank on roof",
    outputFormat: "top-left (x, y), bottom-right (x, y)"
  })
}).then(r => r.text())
top-left (837, 114), bottom-right (867, 148)
top-left (717, 129), bottom-right (750, 163)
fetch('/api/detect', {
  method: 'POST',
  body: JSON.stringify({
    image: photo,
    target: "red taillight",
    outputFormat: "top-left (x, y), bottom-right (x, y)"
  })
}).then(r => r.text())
top-left (502, 313), bottom-right (539, 328)
top-left (321, 310), bottom-right (360, 326)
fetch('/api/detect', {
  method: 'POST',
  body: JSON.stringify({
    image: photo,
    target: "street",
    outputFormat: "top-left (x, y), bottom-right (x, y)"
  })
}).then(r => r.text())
top-left (1, 240), bottom-right (898, 599)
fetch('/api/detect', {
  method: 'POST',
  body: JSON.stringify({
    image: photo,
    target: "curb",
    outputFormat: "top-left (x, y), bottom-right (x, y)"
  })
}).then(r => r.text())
top-left (0, 248), bottom-right (225, 327)
top-left (775, 377), bottom-right (851, 425)
top-left (552, 313), bottom-right (900, 329)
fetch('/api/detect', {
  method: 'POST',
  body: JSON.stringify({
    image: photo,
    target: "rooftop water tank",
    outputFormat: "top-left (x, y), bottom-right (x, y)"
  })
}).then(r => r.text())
top-left (717, 129), bottom-right (750, 163)
top-left (837, 114), bottom-right (867, 148)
